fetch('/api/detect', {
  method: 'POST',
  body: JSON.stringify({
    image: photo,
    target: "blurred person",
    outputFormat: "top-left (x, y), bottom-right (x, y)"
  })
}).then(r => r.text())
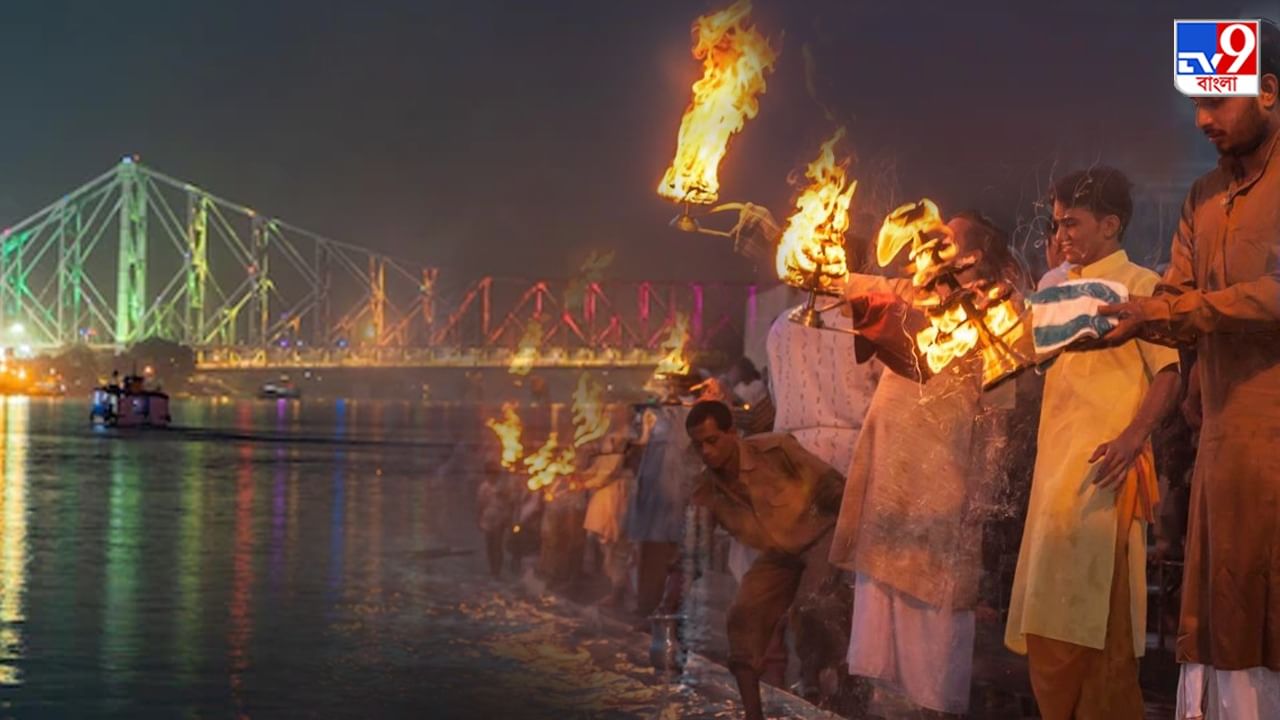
top-left (538, 477), bottom-right (587, 587)
top-left (582, 404), bottom-right (636, 607)
top-left (476, 460), bottom-right (516, 578)
top-left (625, 375), bottom-right (702, 618)
top-left (726, 356), bottom-right (768, 407)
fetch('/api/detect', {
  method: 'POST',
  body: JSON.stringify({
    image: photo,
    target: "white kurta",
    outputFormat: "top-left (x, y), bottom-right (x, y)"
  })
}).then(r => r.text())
top-left (729, 305), bottom-right (881, 581)
top-left (766, 305), bottom-right (880, 474)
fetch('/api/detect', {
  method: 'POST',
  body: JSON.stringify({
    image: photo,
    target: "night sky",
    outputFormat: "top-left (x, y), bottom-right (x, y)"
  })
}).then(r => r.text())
top-left (0, 1), bottom-right (1265, 283)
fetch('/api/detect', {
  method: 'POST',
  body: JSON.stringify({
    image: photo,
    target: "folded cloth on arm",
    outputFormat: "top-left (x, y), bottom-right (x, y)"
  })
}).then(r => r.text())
top-left (1030, 279), bottom-right (1129, 354)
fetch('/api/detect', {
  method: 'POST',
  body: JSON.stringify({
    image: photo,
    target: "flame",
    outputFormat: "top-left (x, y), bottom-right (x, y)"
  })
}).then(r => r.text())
top-left (876, 199), bottom-right (943, 269)
top-left (876, 199), bottom-right (1032, 381)
top-left (982, 285), bottom-right (1023, 337)
top-left (657, 0), bottom-right (777, 205)
top-left (523, 432), bottom-right (576, 493)
top-left (653, 313), bottom-right (691, 377)
top-left (775, 128), bottom-right (857, 291)
top-left (508, 319), bottom-right (543, 376)
top-left (915, 303), bottom-right (980, 374)
top-left (485, 402), bottom-right (524, 470)
top-left (571, 373), bottom-right (609, 447)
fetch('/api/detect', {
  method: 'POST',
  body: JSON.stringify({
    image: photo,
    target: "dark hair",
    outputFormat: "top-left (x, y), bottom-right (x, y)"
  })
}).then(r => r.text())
top-left (1050, 166), bottom-right (1134, 241)
top-left (1263, 19), bottom-right (1279, 82)
top-left (685, 400), bottom-right (733, 433)
top-left (733, 356), bottom-right (761, 383)
top-left (951, 209), bottom-right (1032, 293)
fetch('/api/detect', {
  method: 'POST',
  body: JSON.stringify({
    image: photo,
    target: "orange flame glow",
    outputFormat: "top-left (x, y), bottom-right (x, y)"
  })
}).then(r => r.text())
top-left (652, 313), bottom-right (691, 378)
top-left (524, 432), bottom-right (576, 493)
top-left (775, 128), bottom-right (856, 291)
top-left (485, 402), bottom-right (524, 471)
top-left (915, 303), bottom-right (979, 374)
top-left (571, 373), bottom-right (609, 447)
top-left (876, 198), bottom-right (1030, 381)
top-left (508, 319), bottom-right (542, 377)
top-left (876, 199), bottom-right (943, 269)
top-left (657, 0), bottom-right (777, 205)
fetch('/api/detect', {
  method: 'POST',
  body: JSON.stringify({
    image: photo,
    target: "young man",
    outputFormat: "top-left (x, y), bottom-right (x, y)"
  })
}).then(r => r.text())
top-left (1038, 228), bottom-right (1070, 291)
top-left (1094, 19), bottom-right (1280, 719)
top-left (682, 400), bottom-right (850, 720)
top-left (1004, 166), bottom-right (1180, 719)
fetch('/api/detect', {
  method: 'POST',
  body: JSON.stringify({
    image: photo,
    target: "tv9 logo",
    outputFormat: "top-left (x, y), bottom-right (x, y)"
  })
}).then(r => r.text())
top-left (1175, 20), bottom-right (1260, 96)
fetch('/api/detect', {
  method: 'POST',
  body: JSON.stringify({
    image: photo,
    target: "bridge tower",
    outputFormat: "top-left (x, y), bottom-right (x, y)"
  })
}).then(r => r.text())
top-left (184, 192), bottom-right (209, 346)
top-left (115, 159), bottom-right (148, 346)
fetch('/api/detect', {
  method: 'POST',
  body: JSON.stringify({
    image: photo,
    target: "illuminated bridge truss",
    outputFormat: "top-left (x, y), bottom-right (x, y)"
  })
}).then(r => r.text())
top-left (0, 160), bottom-right (749, 368)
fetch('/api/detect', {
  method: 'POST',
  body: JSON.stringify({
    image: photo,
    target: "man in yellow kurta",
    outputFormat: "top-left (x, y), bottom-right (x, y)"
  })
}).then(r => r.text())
top-left (1005, 167), bottom-right (1180, 719)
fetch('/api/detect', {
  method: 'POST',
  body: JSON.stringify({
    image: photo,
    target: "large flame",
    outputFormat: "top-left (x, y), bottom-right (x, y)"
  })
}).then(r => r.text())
top-left (653, 313), bottom-right (691, 377)
top-left (657, 0), bottom-right (777, 205)
top-left (485, 402), bottom-right (524, 470)
top-left (508, 318), bottom-right (543, 376)
top-left (524, 432), bottom-right (577, 494)
top-left (775, 128), bottom-right (856, 291)
top-left (876, 199), bottom-right (1031, 383)
top-left (571, 373), bottom-right (609, 447)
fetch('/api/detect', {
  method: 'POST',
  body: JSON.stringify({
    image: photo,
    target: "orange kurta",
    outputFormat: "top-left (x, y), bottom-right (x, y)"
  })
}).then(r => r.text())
top-left (1136, 129), bottom-right (1280, 671)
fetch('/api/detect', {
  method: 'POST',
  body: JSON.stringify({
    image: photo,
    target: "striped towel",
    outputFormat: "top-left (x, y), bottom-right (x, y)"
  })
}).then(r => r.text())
top-left (1029, 279), bottom-right (1129, 354)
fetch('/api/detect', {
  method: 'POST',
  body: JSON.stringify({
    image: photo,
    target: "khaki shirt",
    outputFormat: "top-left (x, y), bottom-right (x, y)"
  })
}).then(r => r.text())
top-left (692, 433), bottom-right (844, 556)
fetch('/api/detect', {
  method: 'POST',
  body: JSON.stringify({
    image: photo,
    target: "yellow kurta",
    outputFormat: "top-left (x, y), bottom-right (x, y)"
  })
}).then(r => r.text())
top-left (1005, 250), bottom-right (1179, 657)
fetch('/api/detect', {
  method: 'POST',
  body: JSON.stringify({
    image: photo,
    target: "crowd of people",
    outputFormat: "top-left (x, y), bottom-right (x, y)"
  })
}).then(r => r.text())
top-left (475, 21), bottom-right (1279, 720)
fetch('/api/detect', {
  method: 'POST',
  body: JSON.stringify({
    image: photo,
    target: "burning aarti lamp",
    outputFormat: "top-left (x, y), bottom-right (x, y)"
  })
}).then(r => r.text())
top-left (877, 199), bottom-right (1036, 389)
top-left (785, 268), bottom-right (857, 334)
top-left (659, 0), bottom-right (777, 237)
top-left (774, 128), bottom-right (859, 335)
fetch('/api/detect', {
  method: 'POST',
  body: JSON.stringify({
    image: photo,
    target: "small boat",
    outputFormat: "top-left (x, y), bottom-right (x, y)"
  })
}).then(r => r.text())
top-left (258, 377), bottom-right (301, 400)
top-left (90, 374), bottom-right (171, 428)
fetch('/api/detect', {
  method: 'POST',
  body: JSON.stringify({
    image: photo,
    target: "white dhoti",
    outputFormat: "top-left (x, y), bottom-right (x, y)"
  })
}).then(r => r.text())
top-left (1176, 663), bottom-right (1280, 719)
top-left (847, 573), bottom-right (975, 714)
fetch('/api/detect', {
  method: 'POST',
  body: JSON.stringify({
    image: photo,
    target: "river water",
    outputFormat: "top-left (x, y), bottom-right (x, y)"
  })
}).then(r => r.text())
top-left (0, 397), bottom-right (757, 719)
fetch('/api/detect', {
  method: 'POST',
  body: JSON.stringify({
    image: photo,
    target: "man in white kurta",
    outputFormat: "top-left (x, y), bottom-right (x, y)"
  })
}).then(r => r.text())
top-left (829, 213), bottom-right (1020, 716)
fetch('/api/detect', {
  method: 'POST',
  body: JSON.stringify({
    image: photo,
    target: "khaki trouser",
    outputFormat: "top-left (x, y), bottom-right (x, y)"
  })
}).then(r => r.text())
top-left (727, 530), bottom-right (851, 689)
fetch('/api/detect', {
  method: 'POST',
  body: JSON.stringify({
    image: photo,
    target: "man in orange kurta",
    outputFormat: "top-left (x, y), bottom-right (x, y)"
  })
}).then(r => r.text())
top-left (1095, 19), bottom-right (1280, 718)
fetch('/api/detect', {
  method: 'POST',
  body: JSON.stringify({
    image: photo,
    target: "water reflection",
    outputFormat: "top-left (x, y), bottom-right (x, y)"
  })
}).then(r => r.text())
top-left (0, 398), bottom-right (671, 718)
top-left (102, 433), bottom-right (141, 704)
top-left (176, 438), bottom-right (203, 681)
top-left (0, 398), bottom-right (29, 686)
top-left (229, 445), bottom-right (255, 711)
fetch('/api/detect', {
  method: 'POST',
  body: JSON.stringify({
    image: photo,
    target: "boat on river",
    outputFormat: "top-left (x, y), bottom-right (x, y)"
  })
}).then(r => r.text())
top-left (90, 373), bottom-right (171, 428)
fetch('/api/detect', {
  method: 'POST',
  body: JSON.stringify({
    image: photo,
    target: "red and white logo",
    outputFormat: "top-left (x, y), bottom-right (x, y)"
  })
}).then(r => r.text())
top-left (1175, 20), bottom-right (1261, 97)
